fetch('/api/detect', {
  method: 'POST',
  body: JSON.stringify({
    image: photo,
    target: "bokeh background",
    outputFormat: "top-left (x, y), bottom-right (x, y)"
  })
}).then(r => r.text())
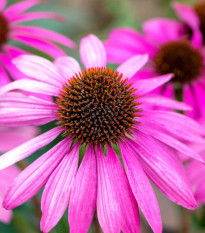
top-left (0, 0), bottom-right (203, 232)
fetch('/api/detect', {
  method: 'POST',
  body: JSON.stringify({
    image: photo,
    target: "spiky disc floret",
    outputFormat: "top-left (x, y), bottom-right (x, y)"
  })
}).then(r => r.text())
top-left (0, 14), bottom-right (9, 47)
top-left (56, 67), bottom-right (141, 146)
top-left (155, 41), bottom-right (203, 84)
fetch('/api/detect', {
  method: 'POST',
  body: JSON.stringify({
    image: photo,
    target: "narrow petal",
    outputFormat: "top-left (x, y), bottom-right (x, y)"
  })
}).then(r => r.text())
top-left (11, 34), bottom-right (66, 58)
top-left (68, 146), bottom-right (97, 233)
top-left (107, 147), bottom-right (140, 233)
top-left (3, 138), bottom-right (72, 210)
top-left (141, 95), bottom-right (192, 111)
top-left (4, 0), bottom-right (43, 18)
top-left (11, 26), bottom-right (75, 48)
top-left (55, 57), bottom-right (81, 81)
top-left (96, 147), bottom-right (121, 233)
top-left (116, 54), bottom-right (148, 80)
top-left (13, 55), bottom-right (64, 87)
top-left (129, 133), bottom-right (197, 209)
top-left (0, 197), bottom-right (12, 224)
top-left (0, 79), bottom-right (59, 96)
top-left (0, 127), bottom-right (62, 170)
top-left (120, 142), bottom-right (162, 233)
top-left (132, 74), bottom-right (173, 96)
top-left (80, 34), bottom-right (106, 69)
top-left (41, 143), bottom-right (79, 233)
top-left (0, 64), bottom-right (10, 87)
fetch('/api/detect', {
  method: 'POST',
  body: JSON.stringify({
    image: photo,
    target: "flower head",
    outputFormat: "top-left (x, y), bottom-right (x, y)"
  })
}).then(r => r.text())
top-left (0, 0), bottom-right (75, 86)
top-left (0, 34), bottom-right (203, 233)
top-left (104, 23), bottom-right (205, 119)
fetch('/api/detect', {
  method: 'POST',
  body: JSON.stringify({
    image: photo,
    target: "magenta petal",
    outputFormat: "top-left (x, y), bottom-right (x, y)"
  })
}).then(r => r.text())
top-left (130, 133), bottom-right (197, 209)
top-left (41, 143), bottom-right (79, 233)
top-left (55, 57), bottom-right (81, 81)
top-left (0, 127), bottom-right (62, 170)
top-left (4, 0), bottom-right (43, 18)
top-left (133, 74), bottom-right (173, 95)
top-left (0, 0), bottom-right (6, 11)
top-left (0, 198), bottom-right (12, 224)
top-left (96, 147), bottom-right (121, 233)
top-left (120, 142), bottom-right (162, 233)
top-left (68, 146), bottom-right (97, 233)
top-left (80, 34), bottom-right (107, 69)
top-left (11, 26), bottom-right (75, 48)
top-left (0, 79), bottom-right (59, 96)
top-left (3, 138), bottom-right (72, 210)
top-left (116, 54), bottom-right (148, 80)
top-left (0, 65), bottom-right (10, 87)
top-left (107, 147), bottom-right (140, 233)
top-left (13, 55), bottom-right (64, 87)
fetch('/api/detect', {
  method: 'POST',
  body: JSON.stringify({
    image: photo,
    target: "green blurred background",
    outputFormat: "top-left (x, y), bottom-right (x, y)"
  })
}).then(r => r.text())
top-left (0, 0), bottom-right (203, 232)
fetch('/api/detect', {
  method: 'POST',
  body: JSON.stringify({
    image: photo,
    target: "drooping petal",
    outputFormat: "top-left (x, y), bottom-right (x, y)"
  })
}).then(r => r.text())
top-left (11, 26), bottom-right (75, 48)
top-left (80, 34), bottom-right (107, 69)
top-left (3, 138), bottom-right (72, 210)
top-left (132, 74), bottom-right (173, 95)
top-left (0, 196), bottom-right (12, 224)
top-left (120, 142), bottom-right (162, 233)
top-left (96, 147), bottom-right (121, 233)
top-left (41, 143), bottom-right (79, 233)
top-left (107, 147), bottom-right (140, 233)
top-left (129, 133), bottom-right (197, 209)
top-left (0, 79), bottom-right (59, 97)
top-left (0, 127), bottom-right (62, 170)
top-left (143, 18), bottom-right (185, 44)
top-left (0, 0), bottom-right (6, 11)
top-left (13, 55), bottom-right (64, 87)
top-left (55, 57), bottom-right (81, 81)
top-left (116, 54), bottom-right (148, 80)
top-left (4, 0), bottom-right (43, 18)
top-left (0, 65), bottom-right (10, 87)
top-left (68, 146), bottom-right (97, 233)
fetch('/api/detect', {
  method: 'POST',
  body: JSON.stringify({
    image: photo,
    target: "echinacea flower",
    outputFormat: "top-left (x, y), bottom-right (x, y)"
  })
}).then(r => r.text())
top-left (104, 24), bottom-right (205, 119)
top-left (0, 34), bottom-right (204, 233)
top-left (0, 125), bottom-right (38, 224)
top-left (0, 0), bottom-right (75, 86)
top-left (0, 166), bottom-right (20, 224)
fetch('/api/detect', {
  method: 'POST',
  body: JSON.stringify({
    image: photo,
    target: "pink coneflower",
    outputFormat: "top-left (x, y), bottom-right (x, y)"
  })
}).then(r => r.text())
top-left (0, 166), bottom-right (20, 224)
top-left (104, 21), bottom-right (205, 119)
top-left (0, 34), bottom-right (203, 233)
top-left (0, 0), bottom-right (75, 85)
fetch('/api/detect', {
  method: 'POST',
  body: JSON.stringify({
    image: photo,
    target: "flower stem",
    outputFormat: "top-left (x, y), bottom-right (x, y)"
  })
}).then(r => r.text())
top-left (92, 212), bottom-right (102, 233)
top-left (180, 208), bottom-right (191, 233)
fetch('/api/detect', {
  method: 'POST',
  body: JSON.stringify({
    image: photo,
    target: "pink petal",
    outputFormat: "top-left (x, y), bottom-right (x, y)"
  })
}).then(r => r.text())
top-left (120, 142), bottom-right (162, 233)
top-left (0, 79), bottom-right (59, 96)
top-left (132, 74), bottom-right (173, 96)
top-left (3, 138), bottom-right (72, 210)
top-left (4, 0), bottom-right (43, 18)
top-left (116, 54), bottom-right (148, 80)
top-left (0, 166), bottom-right (20, 191)
top-left (41, 143), bottom-right (79, 233)
top-left (0, 0), bottom-right (6, 10)
top-left (11, 26), bottom-right (75, 48)
top-left (11, 34), bottom-right (66, 58)
top-left (54, 57), bottom-right (81, 81)
top-left (142, 110), bottom-right (204, 142)
top-left (137, 124), bottom-right (203, 162)
top-left (9, 12), bottom-right (65, 24)
top-left (0, 126), bottom-right (39, 152)
top-left (141, 95), bottom-right (192, 111)
top-left (143, 18), bottom-right (185, 44)
top-left (107, 147), bottom-right (140, 233)
top-left (0, 127), bottom-right (62, 170)
top-left (0, 196), bottom-right (12, 224)
top-left (0, 65), bottom-right (10, 87)
top-left (96, 146), bottom-right (121, 233)
top-left (68, 146), bottom-right (97, 233)
top-left (130, 132), bottom-right (197, 209)
top-left (80, 34), bottom-right (106, 69)
top-left (13, 55), bottom-right (64, 87)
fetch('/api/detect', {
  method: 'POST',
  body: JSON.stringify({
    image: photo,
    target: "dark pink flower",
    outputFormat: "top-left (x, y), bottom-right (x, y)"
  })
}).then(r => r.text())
top-left (0, 35), bottom-right (203, 233)
top-left (0, 0), bottom-right (75, 86)
top-left (104, 18), bottom-right (205, 119)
